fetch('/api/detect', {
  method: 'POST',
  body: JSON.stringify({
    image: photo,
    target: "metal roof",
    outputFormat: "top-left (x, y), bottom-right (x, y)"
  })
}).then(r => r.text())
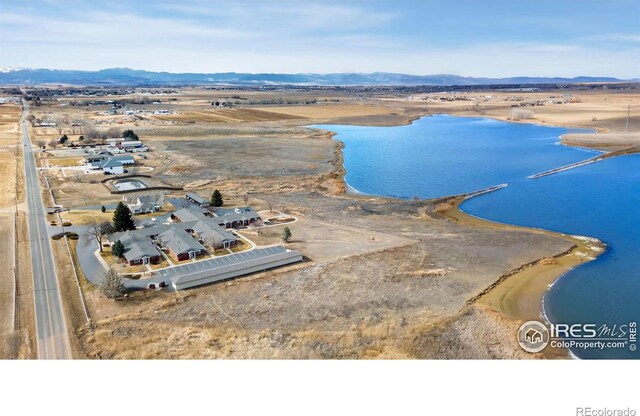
top-left (186, 193), bottom-right (207, 204)
top-left (101, 159), bottom-right (123, 168)
top-left (111, 155), bottom-right (135, 162)
top-left (153, 246), bottom-right (302, 288)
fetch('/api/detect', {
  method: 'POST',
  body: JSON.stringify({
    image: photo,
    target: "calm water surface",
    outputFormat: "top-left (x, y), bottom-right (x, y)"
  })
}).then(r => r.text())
top-left (314, 115), bottom-right (639, 359)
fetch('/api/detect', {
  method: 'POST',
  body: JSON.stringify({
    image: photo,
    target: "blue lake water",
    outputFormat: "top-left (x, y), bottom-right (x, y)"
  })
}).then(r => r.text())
top-left (314, 115), bottom-right (639, 359)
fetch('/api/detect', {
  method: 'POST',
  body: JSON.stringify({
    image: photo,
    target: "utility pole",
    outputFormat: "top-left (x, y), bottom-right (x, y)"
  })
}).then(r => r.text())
top-left (625, 105), bottom-right (630, 133)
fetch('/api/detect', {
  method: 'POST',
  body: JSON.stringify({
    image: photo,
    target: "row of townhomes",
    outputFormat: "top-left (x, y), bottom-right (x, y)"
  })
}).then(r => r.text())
top-left (107, 193), bottom-right (303, 291)
top-left (109, 196), bottom-right (253, 266)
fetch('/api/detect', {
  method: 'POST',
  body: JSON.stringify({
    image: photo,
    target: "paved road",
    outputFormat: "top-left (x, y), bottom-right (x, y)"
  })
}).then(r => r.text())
top-left (21, 100), bottom-right (71, 359)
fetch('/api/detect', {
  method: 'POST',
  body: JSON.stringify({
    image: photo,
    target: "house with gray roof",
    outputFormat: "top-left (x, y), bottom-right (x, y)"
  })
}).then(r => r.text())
top-left (102, 159), bottom-right (124, 174)
top-left (110, 233), bottom-right (162, 266)
top-left (211, 207), bottom-right (261, 228)
top-left (123, 192), bottom-right (164, 214)
top-left (185, 192), bottom-right (209, 207)
top-left (158, 228), bottom-right (207, 261)
top-left (172, 206), bottom-right (238, 249)
top-left (111, 155), bottom-right (135, 165)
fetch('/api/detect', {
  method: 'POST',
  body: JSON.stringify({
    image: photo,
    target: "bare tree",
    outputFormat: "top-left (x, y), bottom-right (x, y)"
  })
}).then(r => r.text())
top-left (88, 218), bottom-right (114, 252)
top-left (242, 194), bottom-right (249, 206)
top-left (101, 268), bottom-right (125, 299)
top-left (47, 139), bottom-right (58, 149)
top-left (266, 199), bottom-right (273, 213)
top-left (52, 115), bottom-right (65, 135)
top-left (36, 140), bottom-right (46, 149)
top-left (510, 108), bottom-right (534, 120)
top-left (106, 127), bottom-right (122, 138)
top-left (83, 123), bottom-right (100, 142)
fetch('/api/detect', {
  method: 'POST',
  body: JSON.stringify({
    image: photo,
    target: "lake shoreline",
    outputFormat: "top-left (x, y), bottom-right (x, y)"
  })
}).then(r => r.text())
top-left (442, 196), bottom-right (606, 359)
top-left (320, 114), bottom-right (609, 359)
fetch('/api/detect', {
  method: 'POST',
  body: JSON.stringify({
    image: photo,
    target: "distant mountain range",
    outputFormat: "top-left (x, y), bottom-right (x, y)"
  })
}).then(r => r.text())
top-left (0, 67), bottom-right (635, 86)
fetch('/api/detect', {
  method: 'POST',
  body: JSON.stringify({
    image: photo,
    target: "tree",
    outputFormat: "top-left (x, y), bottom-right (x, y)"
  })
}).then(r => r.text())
top-left (101, 205), bottom-right (106, 213)
top-left (47, 139), bottom-right (58, 149)
top-left (266, 199), bottom-right (273, 213)
top-left (112, 201), bottom-right (135, 232)
top-left (106, 127), bottom-right (122, 138)
top-left (88, 218), bottom-right (115, 252)
top-left (59, 134), bottom-right (68, 144)
top-left (101, 268), bottom-right (125, 300)
top-left (242, 194), bottom-right (249, 206)
top-left (111, 240), bottom-right (125, 257)
top-left (281, 226), bottom-right (292, 243)
top-left (122, 129), bottom-right (139, 140)
top-left (211, 189), bottom-right (224, 207)
top-left (78, 135), bottom-right (84, 142)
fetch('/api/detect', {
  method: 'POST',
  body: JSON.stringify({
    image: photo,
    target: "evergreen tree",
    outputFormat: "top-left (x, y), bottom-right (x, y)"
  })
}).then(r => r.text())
top-left (101, 205), bottom-right (106, 213)
top-left (122, 129), bottom-right (139, 140)
top-left (211, 190), bottom-right (224, 207)
top-left (112, 201), bottom-right (135, 232)
top-left (112, 240), bottom-right (125, 257)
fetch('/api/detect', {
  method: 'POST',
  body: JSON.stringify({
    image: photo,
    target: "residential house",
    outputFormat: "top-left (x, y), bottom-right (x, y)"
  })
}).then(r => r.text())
top-left (212, 207), bottom-right (261, 228)
top-left (102, 159), bottom-right (124, 175)
top-left (171, 206), bottom-right (237, 249)
top-left (109, 232), bottom-right (162, 266)
top-left (158, 228), bottom-right (207, 261)
top-left (111, 155), bottom-right (135, 165)
top-left (185, 193), bottom-right (209, 207)
top-left (123, 193), bottom-right (164, 215)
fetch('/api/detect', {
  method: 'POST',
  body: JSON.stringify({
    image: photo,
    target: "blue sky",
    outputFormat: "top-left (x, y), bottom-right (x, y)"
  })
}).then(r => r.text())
top-left (1, 0), bottom-right (639, 77)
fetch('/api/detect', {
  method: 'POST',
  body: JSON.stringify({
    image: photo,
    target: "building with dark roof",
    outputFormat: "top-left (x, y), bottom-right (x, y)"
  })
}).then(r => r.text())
top-left (110, 232), bottom-right (162, 266)
top-left (123, 193), bottom-right (164, 214)
top-left (211, 207), bottom-right (261, 228)
top-left (158, 228), bottom-right (207, 261)
top-left (185, 192), bottom-right (209, 207)
top-left (172, 206), bottom-right (237, 249)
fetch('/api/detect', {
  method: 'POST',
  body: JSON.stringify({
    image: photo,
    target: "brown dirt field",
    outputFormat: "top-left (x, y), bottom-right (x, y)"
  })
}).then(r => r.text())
top-left (561, 132), bottom-right (640, 150)
top-left (0, 104), bottom-right (21, 208)
top-left (399, 90), bottom-right (640, 135)
top-left (251, 103), bottom-right (398, 119)
top-left (154, 108), bottom-right (301, 124)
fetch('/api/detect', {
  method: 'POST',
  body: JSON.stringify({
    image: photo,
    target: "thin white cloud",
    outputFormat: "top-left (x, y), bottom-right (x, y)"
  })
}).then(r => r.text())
top-left (0, 1), bottom-right (638, 78)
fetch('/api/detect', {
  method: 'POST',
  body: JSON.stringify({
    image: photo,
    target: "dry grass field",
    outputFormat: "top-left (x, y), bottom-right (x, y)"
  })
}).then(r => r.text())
top-left (14, 85), bottom-right (639, 359)
top-left (251, 103), bottom-right (398, 119)
top-left (154, 108), bottom-right (302, 124)
top-left (0, 104), bottom-right (33, 358)
top-left (0, 104), bottom-right (21, 208)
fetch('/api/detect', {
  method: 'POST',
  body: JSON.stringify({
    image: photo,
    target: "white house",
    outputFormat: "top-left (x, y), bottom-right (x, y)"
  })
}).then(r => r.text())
top-left (102, 160), bottom-right (124, 174)
top-left (111, 155), bottom-right (135, 165)
top-left (123, 193), bottom-right (164, 214)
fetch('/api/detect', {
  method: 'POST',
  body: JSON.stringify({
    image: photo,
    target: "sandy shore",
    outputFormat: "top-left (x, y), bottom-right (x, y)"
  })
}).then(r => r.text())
top-left (441, 197), bottom-right (605, 358)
